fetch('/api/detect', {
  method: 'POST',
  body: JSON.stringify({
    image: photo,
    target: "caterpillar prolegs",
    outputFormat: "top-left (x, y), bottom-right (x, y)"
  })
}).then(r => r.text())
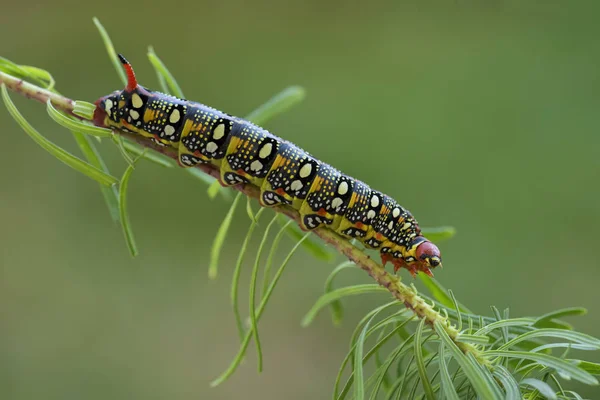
top-left (93, 55), bottom-right (442, 277)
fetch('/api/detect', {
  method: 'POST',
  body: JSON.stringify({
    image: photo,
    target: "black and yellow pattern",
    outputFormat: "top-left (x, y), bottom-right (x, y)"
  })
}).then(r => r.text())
top-left (93, 55), bottom-right (442, 277)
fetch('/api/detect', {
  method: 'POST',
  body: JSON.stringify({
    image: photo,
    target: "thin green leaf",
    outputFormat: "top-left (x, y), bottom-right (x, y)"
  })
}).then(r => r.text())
top-left (395, 355), bottom-right (417, 400)
top-left (420, 226), bottom-right (456, 243)
top-left (208, 192), bottom-right (242, 279)
top-left (249, 214), bottom-right (278, 372)
top-left (489, 307), bottom-right (508, 350)
top-left (414, 318), bottom-right (435, 400)
top-left (1, 84), bottom-right (118, 187)
top-left (70, 132), bottom-right (120, 222)
top-left (492, 365), bottom-right (521, 400)
top-left (119, 151), bottom-right (145, 257)
top-left (435, 320), bottom-right (504, 399)
top-left (486, 350), bottom-right (598, 385)
top-left (19, 65), bottom-right (55, 90)
top-left (47, 100), bottom-right (113, 137)
top-left (368, 333), bottom-right (414, 400)
top-left (246, 196), bottom-right (257, 222)
top-left (550, 370), bottom-right (569, 397)
top-left (261, 219), bottom-right (294, 297)
top-left (346, 309), bottom-right (412, 400)
top-left (324, 261), bottom-right (356, 325)
top-left (407, 371), bottom-right (421, 400)
top-left (0, 56), bottom-right (23, 76)
top-left (575, 360), bottom-right (600, 375)
top-left (334, 302), bottom-right (402, 399)
top-left (563, 390), bottom-right (584, 400)
top-left (438, 343), bottom-right (460, 400)
top-left (112, 133), bottom-right (135, 167)
top-left (475, 318), bottom-right (535, 336)
top-left (348, 302), bottom-right (396, 347)
top-left (280, 217), bottom-right (335, 261)
top-left (456, 334), bottom-right (491, 345)
top-left (184, 168), bottom-right (230, 199)
top-left (0, 59), bottom-right (52, 89)
top-left (185, 168), bottom-right (215, 184)
top-left (73, 100), bottom-right (96, 121)
top-left (534, 308), bottom-right (587, 328)
top-left (244, 86), bottom-right (306, 126)
top-left (448, 290), bottom-right (463, 330)
top-left (147, 47), bottom-right (184, 98)
top-left (536, 319), bottom-right (575, 330)
top-left (502, 308), bottom-right (511, 363)
top-left (93, 17), bottom-right (127, 86)
top-left (371, 327), bottom-right (392, 395)
top-left (353, 314), bottom-right (375, 400)
top-left (211, 232), bottom-right (311, 387)
top-left (302, 285), bottom-right (388, 327)
top-left (418, 275), bottom-right (471, 313)
top-left (521, 378), bottom-right (557, 400)
top-left (231, 208), bottom-right (265, 341)
top-left (122, 139), bottom-right (175, 168)
top-left (498, 329), bottom-right (600, 351)
top-left (206, 180), bottom-right (222, 199)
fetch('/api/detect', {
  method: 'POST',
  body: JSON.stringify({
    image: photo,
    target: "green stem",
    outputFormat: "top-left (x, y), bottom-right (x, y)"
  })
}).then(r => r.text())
top-left (0, 71), bottom-right (75, 115)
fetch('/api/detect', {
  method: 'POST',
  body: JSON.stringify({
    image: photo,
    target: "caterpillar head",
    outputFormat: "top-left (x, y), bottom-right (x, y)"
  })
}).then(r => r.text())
top-left (403, 237), bottom-right (442, 277)
top-left (93, 54), bottom-right (150, 130)
top-left (415, 240), bottom-right (442, 269)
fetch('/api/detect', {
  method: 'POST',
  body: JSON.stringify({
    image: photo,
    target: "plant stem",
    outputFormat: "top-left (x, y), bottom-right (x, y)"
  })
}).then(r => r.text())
top-left (0, 71), bottom-right (75, 114)
top-left (0, 70), bottom-right (487, 365)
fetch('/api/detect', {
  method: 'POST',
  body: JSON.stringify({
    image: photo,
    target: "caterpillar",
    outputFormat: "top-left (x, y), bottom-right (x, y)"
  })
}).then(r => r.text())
top-left (93, 55), bottom-right (442, 277)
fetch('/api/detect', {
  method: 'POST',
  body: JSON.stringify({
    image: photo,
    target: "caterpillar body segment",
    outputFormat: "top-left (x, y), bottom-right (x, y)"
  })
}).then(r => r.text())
top-left (257, 143), bottom-right (319, 209)
top-left (93, 55), bottom-right (442, 277)
top-left (177, 106), bottom-right (236, 169)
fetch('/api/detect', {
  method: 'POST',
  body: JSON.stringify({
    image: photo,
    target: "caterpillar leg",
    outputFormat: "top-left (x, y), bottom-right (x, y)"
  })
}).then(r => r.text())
top-left (220, 171), bottom-right (252, 186)
top-left (383, 245), bottom-right (435, 278)
top-left (178, 153), bottom-right (209, 168)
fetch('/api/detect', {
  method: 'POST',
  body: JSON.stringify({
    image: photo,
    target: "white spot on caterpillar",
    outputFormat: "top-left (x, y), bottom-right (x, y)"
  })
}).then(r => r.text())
top-left (392, 207), bottom-right (401, 218)
top-left (388, 221), bottom-right (394, 230)
top-left (129, 110), bottom-right (140, 120)
top-left (206, 142), bottom-right (218, 153)
top-left (332, 197), bottom-right (343, 210)
top-left (338, 181), bottom-right (349, 195)
top-left (370, 195), bottom-right (380, 208)
top-left (131, 93), bottom-right (143, 109)
top-left (164, 125), bottom-right (175, 136)
top-left (290, 180), bottom-right (303, 191)
top-left (213, 123), bottom-right (225, 139)
top-left (250, 160), bottom-right (263, 171)
top-left (259, 143), bottom-right (273, 159)
top-left (299, 163), bottom-right (312, 178)
top-left (367, 210), bottom-right (376, 219)
top-left (170, 109), bottom-right (181, 123)
top-left (104, 99), bottom-right (113, 115)
top-left (402, 222), bottom-right (412, 230)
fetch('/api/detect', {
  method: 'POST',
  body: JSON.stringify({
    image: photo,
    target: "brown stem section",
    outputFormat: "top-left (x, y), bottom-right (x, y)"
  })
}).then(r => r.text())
top-left (0, 70), bottom-right (484, 361)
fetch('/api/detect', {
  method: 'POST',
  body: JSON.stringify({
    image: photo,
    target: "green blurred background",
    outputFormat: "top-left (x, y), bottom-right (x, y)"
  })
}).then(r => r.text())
top-left (1, 0), bottom-right (599, 398)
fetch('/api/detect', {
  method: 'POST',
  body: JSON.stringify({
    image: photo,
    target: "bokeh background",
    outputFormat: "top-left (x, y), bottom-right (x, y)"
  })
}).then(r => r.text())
top-left (1, 0), bottom-right (599, 398)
